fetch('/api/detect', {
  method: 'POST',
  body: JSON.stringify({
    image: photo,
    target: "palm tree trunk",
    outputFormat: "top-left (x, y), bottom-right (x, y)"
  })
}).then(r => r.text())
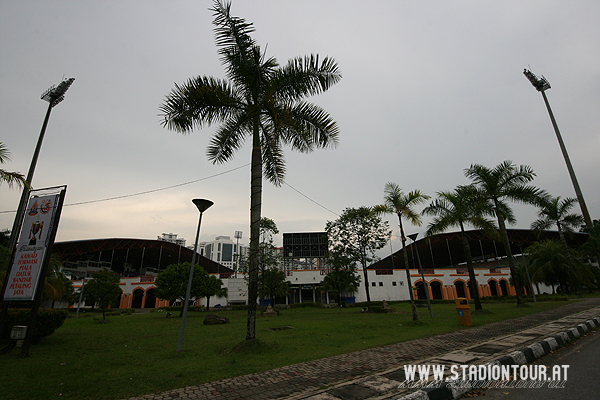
top-left (460, 226), bottom-right (482, 310)
top-left (399, 217), bottom-right (418, 321)
top-left (557, 224), bottom-right (578, 292)
top-left (361, 252), bottom-right (371, 303)
top-left (497, 214), bottom-right (524, 304)
top-left (246, 128), bottom-right (262, 341)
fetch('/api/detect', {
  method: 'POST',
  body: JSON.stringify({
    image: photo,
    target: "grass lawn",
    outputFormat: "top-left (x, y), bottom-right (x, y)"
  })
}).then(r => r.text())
top-left (0, 299), bottom-right (579, 400)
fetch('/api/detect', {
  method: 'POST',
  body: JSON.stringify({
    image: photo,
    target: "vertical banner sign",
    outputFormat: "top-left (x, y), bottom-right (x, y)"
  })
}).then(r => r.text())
top-left (3, 193), bottom-right (62, 301)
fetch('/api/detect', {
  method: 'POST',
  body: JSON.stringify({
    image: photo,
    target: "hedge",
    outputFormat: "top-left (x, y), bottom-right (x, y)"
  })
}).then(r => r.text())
top-left (2, 308), bottom-right (68, 343)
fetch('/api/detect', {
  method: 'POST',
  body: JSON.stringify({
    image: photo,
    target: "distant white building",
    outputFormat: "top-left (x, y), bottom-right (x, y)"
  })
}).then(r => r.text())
top-left (199, 235), bottom-right (248, 273)
top-left (157, 233), bottom-right (186, 247)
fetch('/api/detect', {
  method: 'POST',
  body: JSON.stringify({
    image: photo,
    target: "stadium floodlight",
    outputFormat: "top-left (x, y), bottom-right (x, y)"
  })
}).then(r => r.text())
top-left (41, 77), bottom-right (75, 107)
top-left (5, 78), bottom-right (75, 274)
top-left (523, 69), bottom-right (592, 229)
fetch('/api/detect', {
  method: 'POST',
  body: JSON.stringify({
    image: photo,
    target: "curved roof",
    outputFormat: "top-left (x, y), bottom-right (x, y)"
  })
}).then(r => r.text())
top-left (369, 228), bottom-right (589, 271)
top-left (53, 238), bottom-right (233, 276)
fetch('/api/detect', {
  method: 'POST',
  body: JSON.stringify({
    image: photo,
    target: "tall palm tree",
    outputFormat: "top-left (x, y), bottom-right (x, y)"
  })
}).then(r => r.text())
top-left (0, 143), bottom-right (26, 189)
top-left (422, 185), bottom-right (496, 311)
top-left (373, 183), bottom-right (430, 321)
top-left (464, 161), bottom-right (542, 304)
top-left (160, 1), bottom-right (341, 340)
top-left (531, 195), bottom-right (584, 292)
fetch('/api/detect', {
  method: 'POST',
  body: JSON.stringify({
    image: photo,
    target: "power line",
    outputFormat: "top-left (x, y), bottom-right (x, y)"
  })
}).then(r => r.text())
top-left (283, 182), bottom-right (339, 217)
top-left (0, 163), bottom-right (250, 213)
top-left (1, 164), bottom-right (340, 219)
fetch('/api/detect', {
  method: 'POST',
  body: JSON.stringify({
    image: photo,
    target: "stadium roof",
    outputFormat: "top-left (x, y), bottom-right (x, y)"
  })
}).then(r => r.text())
top-left (369, 229), bottom-right (589, 271)
top-left (53, 238), bottom-right (233, 276)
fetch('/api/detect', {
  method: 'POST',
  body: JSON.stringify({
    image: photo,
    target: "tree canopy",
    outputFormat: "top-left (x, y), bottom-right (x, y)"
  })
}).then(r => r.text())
top-left (326, 206), bottom-right (389, 303)
top-left (83, 269), bottom-right (121, 320)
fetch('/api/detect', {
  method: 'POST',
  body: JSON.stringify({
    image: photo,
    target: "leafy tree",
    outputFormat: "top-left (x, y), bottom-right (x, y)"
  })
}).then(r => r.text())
top-left (83, 269), bottom-right (121, 320)
top-left (423, 185), bottom-right (496, 311)
top-left (373, 183), bottom-right (429, 321)
top-left (326, 207), bottom-right (390, 303)
top-left (43, 254), bottom-right (75, 308)
top-left (464, 161), bottom-right (542, 304)
top-left (0, 142), bottom-right (26, 189)
top-left (204, 274), bottom-right (228, 309)
top-left (319, 244), bottom-right (360, 305)
top-left (258, 267), bottom-right (289, 306)
top-left (159, 1), bottom-right (341, 341)
top-left (155, 262), bottom-right (210, 316)
top-left (531, 195), bottom-right (585, 292)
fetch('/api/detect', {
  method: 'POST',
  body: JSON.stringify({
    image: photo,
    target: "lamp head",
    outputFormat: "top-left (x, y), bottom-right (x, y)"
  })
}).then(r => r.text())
top-left (407, 233), bottom-right (419, 242)
top-left (41, 77), bottom-right (75, 107)
top-left (192, 199), bottom-right (213, 213)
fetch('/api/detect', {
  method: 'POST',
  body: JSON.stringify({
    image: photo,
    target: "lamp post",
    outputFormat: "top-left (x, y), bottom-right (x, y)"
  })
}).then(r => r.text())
top-left (407, 233), bottom-right (433, 318)
top-left (177, 199), bottom-right (213, 352)
top-left (523, 69), bottom-right (592, 230)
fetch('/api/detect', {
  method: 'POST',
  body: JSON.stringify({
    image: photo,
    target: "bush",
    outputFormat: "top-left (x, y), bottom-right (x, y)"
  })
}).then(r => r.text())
top-left (2, 308), bottom-right (68, 343)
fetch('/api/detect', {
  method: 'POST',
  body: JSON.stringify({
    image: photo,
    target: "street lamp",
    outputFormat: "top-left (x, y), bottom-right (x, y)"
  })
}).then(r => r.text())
top-left (523, 69), bottom-right (592, 230)
top-left (177, 199), bottom-right (213, 352)
top-left (407, 233), bottom-right (433, 318)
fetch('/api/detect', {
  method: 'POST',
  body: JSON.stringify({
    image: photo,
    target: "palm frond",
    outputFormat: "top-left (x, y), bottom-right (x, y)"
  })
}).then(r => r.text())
top-left (260, 129), bottom-right (286, 186)
top-left (207, 116), bottom-right (252, 164)
top-left (160, 76), bottom-right (241, 133)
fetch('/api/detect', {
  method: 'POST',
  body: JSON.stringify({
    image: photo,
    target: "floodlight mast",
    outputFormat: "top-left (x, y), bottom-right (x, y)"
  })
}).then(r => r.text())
top-left (7, 78), bottom-right (75, 253)
top-left (523, 69), bottom-right (592, 230)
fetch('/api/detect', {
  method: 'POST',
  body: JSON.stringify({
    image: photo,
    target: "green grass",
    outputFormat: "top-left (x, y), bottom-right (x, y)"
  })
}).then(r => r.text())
top-left (0, 300), bottom-right (582, 400)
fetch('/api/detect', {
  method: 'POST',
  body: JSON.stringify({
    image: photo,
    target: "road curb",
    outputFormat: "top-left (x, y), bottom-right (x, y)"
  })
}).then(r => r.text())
top-left (399, 316), bottom-right (600, 400)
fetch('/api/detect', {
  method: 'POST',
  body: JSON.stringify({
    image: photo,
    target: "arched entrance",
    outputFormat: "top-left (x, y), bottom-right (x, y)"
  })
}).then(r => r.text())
top-left (415, 281), bottom-right (427, 300)
top-left (132, 288), bottom-right (144, 308)
top-left (455, 281), bottom-right (466, 298)
top-left (430, 281), bottom-right (443, 299)
top-left (499, 280), bottom-right (509, 296)
top-left (145, 288), bottom-right (157, 308)
top-left (489, 280), bottom-right (498, 296)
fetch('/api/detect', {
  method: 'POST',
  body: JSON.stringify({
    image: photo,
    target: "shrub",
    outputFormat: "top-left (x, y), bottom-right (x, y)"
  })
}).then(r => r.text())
top-left (2, 308), bottom-right (68, 343)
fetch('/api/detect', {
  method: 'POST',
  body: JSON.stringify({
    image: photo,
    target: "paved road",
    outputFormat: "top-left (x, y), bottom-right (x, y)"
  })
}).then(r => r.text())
top-left (482, 326), bottom-right (600, 399)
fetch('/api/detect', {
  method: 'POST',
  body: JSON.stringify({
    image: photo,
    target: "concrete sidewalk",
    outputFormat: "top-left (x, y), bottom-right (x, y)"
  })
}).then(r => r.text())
top-left (126, 297), bottom-right (600, 400)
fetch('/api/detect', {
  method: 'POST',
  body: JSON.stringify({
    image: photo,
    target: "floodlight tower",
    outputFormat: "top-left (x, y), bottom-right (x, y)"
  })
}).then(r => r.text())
top-left (523, 69), bottom-right (592, 230)
top-left (8, 78), bottom-right (75, 252)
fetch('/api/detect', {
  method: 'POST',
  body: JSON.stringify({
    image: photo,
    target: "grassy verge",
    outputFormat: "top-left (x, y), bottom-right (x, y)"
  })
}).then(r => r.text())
top-left (0, 299), bottom-right (586, 400)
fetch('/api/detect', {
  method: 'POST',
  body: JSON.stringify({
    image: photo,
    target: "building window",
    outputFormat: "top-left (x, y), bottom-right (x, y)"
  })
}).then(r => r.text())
top-left (392, 281), bottom-right (397, 286)
top-left (371, 282), bottom-right (376, 287)
top-left (375, 269), bottom-right (392, 275)
top-left (379, 282), bottom-right (383, 286)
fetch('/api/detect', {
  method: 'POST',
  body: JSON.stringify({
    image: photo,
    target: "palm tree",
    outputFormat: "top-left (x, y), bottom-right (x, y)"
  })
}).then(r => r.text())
top-left (159, 1), bottom-right (341, 340)
top-left (526, 240), bottom-right (596, 293)
top-left (0, 143), bottom-right (26, 189)
top-left (531, 195), bottom-right (584, 292)
top-left (464, 161), bottom-right (542, 304)
top-left (373, 183), bottom-right (430, 321)
top-left (422, 185), bottom-right (496, 311)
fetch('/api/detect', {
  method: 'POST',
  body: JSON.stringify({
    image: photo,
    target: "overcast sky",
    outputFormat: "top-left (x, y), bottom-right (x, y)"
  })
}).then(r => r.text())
top-left (1, 1), bottom-right (599, 257)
